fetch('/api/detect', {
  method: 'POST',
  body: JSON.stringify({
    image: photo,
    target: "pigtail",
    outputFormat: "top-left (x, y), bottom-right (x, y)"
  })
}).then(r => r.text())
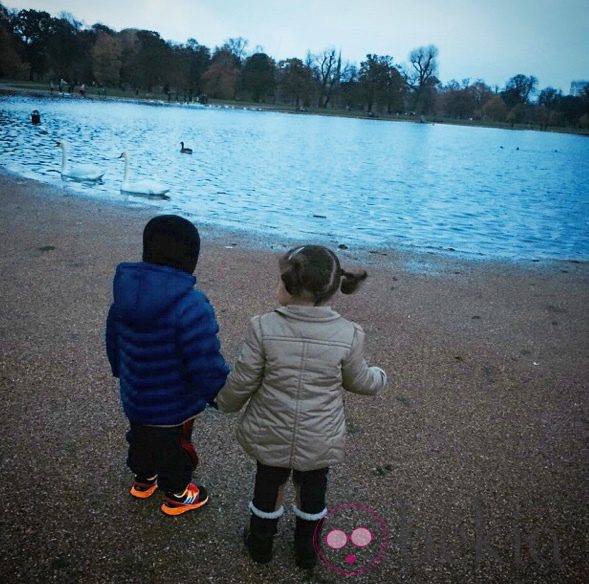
top-left (340, 268), bottom-right (368, 295)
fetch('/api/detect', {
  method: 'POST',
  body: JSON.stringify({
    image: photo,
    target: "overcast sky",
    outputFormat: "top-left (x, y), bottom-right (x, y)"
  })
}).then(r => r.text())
top-left (6, 0), bottom-right (589, 92)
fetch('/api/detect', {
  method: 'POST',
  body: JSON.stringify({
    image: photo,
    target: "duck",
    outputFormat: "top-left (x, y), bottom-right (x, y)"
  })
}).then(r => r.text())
top-left (56, 140), bottom-right (106, 181)
top-left (180, 141), bottom-right (193, 154)
top-left (119, 151), bottom-right (170, 196)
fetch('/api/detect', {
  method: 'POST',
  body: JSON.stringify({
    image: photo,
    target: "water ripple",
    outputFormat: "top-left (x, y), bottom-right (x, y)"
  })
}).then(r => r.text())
top-left (1, 95), bottom-right (589, 260)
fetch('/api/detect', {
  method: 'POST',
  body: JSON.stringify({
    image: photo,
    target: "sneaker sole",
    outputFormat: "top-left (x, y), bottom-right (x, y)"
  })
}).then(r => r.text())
top-left (130, 484), bottom-right (158, 499)
top-left (160, 494), bottom-right (209, 516)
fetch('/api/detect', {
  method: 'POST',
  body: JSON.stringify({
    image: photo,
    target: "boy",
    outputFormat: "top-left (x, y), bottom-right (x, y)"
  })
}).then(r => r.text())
top-left (106, 215), bottom-right (229, 515)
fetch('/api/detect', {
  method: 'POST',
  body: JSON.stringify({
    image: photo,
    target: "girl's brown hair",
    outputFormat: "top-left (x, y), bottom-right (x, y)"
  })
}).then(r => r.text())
top-left (279, 245), bottom-right (367, 305)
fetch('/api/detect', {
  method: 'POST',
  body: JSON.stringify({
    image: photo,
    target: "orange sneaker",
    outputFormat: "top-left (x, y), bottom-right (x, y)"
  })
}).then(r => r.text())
top-left (130, 475), bottom-right (158, 499)
top-left (161, 483), bottom-right (209, 516)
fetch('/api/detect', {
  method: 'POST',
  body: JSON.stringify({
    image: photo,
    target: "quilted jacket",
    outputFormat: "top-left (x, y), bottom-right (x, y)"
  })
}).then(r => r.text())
top-left (216, 305), bottom-right (386, 470)
top-left (106, 262), bottom-right (229, 426)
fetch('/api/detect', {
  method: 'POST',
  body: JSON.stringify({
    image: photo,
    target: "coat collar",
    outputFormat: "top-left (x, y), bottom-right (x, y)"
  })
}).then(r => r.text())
top-left (274, 305), bottom-right (341, 322)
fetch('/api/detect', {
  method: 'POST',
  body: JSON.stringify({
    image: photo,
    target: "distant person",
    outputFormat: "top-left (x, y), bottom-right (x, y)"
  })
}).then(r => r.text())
top-left (216, 245), bottom-right (387, 569)
top-left (79, 83), bottom-right (86, 97)
top-left (106, 215), bottom-right (229, 515)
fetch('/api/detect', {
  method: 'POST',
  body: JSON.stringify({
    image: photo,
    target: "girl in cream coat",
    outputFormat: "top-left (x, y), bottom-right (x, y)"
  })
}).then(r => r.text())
top-left (217, 245), bottom-right (387, 569)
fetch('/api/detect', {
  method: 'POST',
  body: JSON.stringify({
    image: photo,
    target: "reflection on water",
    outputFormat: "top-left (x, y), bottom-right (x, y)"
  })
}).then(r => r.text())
top-left (1, 95), bottom-right (588, 260)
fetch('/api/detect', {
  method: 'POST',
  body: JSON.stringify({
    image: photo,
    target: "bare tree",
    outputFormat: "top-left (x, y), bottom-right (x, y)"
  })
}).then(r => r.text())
top-left (310, 47), bottom-right (342, 108)
top-left (406, 45), bottom-right (439, 114)
top-left (222, 36), bottom-right (248, 64)
top-left (407, 45), bottom-right (438, 89)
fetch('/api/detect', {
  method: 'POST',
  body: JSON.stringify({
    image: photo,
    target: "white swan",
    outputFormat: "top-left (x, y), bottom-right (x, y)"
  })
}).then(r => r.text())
top-left (56, 140), bottom-right (106, 181)
top-left (119, 152), bottom-right (170, 196)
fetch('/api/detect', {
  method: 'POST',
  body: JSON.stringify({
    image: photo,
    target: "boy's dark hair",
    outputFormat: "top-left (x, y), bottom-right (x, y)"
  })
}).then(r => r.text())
top-left (279, 245), bottom-right (367, 305)
top-left (142, 215), bottom-right (200, 274)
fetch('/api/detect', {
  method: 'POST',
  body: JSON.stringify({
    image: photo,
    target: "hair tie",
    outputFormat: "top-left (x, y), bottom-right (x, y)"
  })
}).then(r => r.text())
top-left (288, 246), bottom-right (305, 260)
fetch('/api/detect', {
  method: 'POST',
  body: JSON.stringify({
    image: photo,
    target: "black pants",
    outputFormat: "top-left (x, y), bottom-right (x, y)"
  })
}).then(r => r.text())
top-left (126, 419), bottom-right (198, 495)
top-left (253, 462), bottom-right (329, 516)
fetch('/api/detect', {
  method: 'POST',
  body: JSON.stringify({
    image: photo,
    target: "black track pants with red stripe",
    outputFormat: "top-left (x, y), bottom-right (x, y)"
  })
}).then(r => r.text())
top-left (126, 419), bottom-right (198, 495)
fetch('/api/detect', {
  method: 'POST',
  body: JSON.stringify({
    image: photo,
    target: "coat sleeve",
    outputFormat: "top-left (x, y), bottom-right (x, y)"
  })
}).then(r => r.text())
top-left (177, 294), bottom-right (230, 404)
top-left (341, 324), bottom-right (387, 395)
top-left (216, 315), bottom-right (265, 413)
top-left (105, 304), bottom-right (119, 378)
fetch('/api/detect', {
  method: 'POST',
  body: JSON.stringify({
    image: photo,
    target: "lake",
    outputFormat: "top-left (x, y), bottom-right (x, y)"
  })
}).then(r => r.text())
top-left (1, 95), bottom-right (588, 261)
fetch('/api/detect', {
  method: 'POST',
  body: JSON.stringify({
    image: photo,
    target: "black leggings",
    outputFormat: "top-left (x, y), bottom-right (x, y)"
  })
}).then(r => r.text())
top-left (253, 462), bottom-right (328, 515)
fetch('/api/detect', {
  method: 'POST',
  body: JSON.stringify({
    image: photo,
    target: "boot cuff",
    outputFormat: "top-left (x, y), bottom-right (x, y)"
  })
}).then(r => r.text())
top-left (293, 505), bottom-right (327, 521)
top-left (249, 501), bottom-right (284, 519)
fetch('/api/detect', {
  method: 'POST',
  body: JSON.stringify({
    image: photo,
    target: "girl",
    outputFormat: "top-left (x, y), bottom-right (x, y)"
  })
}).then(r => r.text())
top-left (216, 245), bottom-right (387, 569)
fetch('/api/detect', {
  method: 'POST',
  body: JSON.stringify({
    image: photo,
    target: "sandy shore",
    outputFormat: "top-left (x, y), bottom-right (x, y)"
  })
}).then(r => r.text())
top-left (0, 171), bottom-right (587, 583)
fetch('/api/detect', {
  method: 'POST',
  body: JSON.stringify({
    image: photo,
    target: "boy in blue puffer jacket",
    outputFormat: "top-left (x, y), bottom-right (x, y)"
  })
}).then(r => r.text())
top-left (106, 215), bottom-right (229, 515)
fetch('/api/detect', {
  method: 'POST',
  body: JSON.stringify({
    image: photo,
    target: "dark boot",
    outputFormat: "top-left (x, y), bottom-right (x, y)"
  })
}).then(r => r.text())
top-left (295, 516), bottom-right (322, 570)
top-left (244, 513), bottom-right (279, 564)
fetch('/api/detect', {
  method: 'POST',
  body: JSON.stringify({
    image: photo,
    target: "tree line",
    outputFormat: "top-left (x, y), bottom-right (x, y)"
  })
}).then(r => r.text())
top-left (1, 4), bottom-right (588, 130)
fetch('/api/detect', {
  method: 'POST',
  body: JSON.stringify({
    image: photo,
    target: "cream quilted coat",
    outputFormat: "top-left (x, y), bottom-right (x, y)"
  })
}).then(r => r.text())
top-left (217, 305), bottom-right (387, 471)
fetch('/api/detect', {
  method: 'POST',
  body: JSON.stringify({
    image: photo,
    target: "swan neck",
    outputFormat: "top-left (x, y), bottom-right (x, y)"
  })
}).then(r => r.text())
top-left (61, 144), bottom-right (68, 172)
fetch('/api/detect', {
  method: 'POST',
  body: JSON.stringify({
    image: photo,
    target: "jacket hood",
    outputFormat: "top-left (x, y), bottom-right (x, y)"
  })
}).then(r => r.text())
top-left (112, 262), bottom-right (196, 325)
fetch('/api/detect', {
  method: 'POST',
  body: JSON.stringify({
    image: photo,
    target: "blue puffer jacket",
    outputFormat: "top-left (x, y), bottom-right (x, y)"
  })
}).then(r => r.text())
top-left (106, 262), bottom-right (229, 426)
